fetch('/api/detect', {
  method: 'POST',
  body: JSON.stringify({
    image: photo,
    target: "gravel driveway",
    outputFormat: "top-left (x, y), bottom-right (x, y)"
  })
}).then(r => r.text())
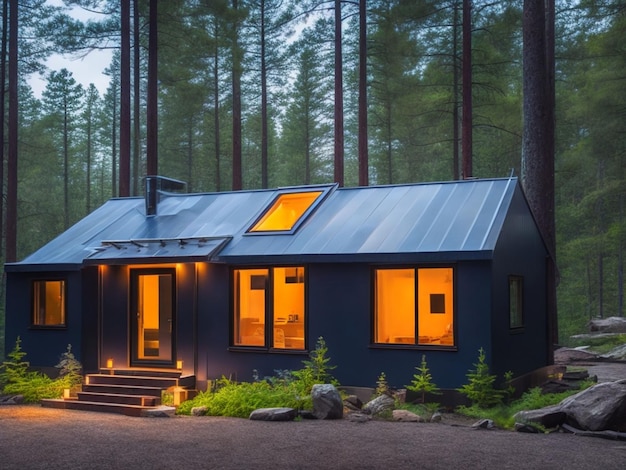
top-left (1, 405), bottom-right (625, 470)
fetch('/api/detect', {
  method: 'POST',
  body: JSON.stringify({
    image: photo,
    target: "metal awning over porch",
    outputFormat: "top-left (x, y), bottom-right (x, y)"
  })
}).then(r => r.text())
top-left (83, 236), bottom-right (232, 265)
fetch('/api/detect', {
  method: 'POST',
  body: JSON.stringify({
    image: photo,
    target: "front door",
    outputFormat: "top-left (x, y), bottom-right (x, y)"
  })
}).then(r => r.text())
top-left (131, 269), bottom-right (175, 366)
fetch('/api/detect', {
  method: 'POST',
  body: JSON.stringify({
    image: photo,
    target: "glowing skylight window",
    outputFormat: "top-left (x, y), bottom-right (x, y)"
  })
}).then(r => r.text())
top-left (249, 191), bottom-right (323, 232)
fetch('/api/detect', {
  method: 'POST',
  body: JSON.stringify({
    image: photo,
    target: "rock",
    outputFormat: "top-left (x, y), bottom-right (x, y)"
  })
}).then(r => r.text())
top-left (362, 394), bottom-right (395, 416)
top-left (343, 394), bottom-right (363, 411)
top-left (311, 384), bottom-right (343, 420)
top-left (540, 380), bottom-right (576, 395)
top-left (141, 406), bottom-right (176, 417)
top-left (588, 316), bottom-right (626, 333)
top-left (430, 412), bottom-right (442, 423)
top-left (299, 410), bottom-right (317, 420)
top-left (560, 380), bottom-right (626, 432)
top-left (249, 407), bottom-right (298, 421)
top-left (514, 405), bottom-right (566, 429)
top-left (601, 344), bottom-right (626, 361)
top-left (472, 418), bottom-right (494, 429)
top-left (515, 422), bottom-right (541, 433)
top-left (554, 347), bottom-right (598, 364)
top-left (191, 406), bottom-right (207, 416)
top-left (346, 412), bottom-right (371, 423)
top-left (0, 395), bottom-right (24, 405)
top-left (515, 379), bottom-right (626, 432)
top-left (392, 409), bottom-right (422, 422)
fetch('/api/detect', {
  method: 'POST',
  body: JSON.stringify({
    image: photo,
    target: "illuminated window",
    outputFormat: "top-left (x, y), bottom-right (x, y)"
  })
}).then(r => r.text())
top-left (249, 191), bottom-right (323, 232)
top-left (32, 280), bottom-right (66, 327)
top-left (509, 276), bottom-right (523, 329)
top-left (233, 267), bottom-right (306, 350)
top-left (374, 267), bottom-right (454, 347)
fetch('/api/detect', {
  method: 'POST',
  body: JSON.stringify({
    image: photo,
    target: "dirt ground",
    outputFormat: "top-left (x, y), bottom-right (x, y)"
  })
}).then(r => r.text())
top-left (1, 361), bottom-right (625, 470)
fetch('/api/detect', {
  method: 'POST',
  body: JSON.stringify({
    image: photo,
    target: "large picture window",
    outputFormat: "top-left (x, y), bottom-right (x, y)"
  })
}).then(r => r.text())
top-left (374, 267), bottom-right (454, 346)
top-left (32, 280), bottom-right (66, 327)
top-left (233, 267), bottom-right (306, 350)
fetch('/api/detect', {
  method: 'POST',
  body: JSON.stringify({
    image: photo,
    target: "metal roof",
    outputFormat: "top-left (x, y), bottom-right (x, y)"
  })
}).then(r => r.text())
top-left (7, 177), bottom-right (524, 271)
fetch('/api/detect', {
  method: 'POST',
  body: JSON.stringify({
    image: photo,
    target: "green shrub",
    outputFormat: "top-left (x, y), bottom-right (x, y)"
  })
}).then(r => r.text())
top-left (178, 336), bottom-right (339, 416)
top-left (457, 381), bottom-right (594, 429)
top-left (1, 338), bottom-right (83, 402)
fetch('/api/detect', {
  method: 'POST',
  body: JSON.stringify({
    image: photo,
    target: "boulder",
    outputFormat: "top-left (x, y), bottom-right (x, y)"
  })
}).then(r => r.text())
top-left (343, 394), bottom-right (363, 411)
top-left (249, 407), bottom-right (298, 421)
top-left (0, 395), bottom-right (24, 405)
top-left (392, 409), bottom-right (422, 422)
top-left (588, 316), bottom-right (626, 333)
top-left (601, 344), bottom-right (626, 361)
top-left (472, 418), bottom-right (495, 429)
top-left (362, 394), bottom-right (395, 417)
top-left (141, 406), bottom-right (176, 418)
top-left (515, 379), bottom-right (626, 432)
top-left (560, 380), bottom-right (626, 431)
top-left (311, 384), bottom-right (343, 420)
top-left (514, 404), bottom-right (567, 429)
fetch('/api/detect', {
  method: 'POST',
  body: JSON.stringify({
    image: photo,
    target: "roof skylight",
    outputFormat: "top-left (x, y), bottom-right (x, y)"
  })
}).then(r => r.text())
top-left (248, 191), bottom-right (323, 233)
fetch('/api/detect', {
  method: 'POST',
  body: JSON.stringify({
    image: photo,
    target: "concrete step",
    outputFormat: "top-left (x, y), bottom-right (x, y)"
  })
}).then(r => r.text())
top-left (41, 399), bottom-right (174, 417)
top-left (77, 391), bottom-right (160, 406)
top-left (87, 374), bottom-right (179, 389)
top-left (82, 383), bottom-right (164, 397)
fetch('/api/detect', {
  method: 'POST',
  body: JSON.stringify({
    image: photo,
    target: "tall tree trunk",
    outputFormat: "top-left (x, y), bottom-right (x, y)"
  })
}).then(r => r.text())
top-left (452, 0), bottom-right (460, 180)
top-left (6, 0), bottom-right (18, 262)
top-left (461, 0), bottom-right (472, 179)
top-left (260, 0), bottom-right (268, 188)
top-left (86, 111), bottom-right (92, 213)
top-left (146, 0), bottom-right (158, 176)
top-left (63, 103), bottom-right (69, 229)
top-left (111, 83), bottom-right (117, 197)
top-left (0, 0), bottom-right (8, 257)
top-left (119, 0), bottom-right (131, 196)
top-left (333, 0), bottom-right (344, 187)
top-left (132, 0), bottom-right (140, 194)
top-left (358, 0), bottom-right (368, 186)
top-left (522, 0), bottom-right (557, 351)
top-left (231, 0), bottom-right (242, 190)
top-left (213, 23), bottom-right (221, 192)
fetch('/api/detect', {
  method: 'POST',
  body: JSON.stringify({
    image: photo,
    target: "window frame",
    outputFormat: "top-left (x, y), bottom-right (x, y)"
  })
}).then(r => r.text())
top-left (245, 186), bottom-right (332, 235)
top-left (509, 275), bottom-right (524, 330)
top-left (231, 266), bottom-right (308, 352)
top-left (372, 265), bottom-right (456, 350)
top-left (31, 278), bottom-right (68, 329)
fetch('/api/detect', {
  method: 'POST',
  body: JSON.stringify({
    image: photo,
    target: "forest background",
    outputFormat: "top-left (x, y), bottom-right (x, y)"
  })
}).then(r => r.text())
top-left (0, 0), bottom-right (624, 358)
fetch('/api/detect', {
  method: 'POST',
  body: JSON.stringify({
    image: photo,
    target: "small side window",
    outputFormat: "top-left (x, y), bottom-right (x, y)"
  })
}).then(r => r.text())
top-left (509, 276), bottom-right (523, 329)
top-left (32, 280), bottom-right (66, 327)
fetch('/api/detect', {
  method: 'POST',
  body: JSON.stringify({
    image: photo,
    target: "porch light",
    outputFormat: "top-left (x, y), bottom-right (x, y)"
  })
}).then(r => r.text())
top-left (176, 360), bottom-right (183, 370)
top-left (106, 358), bottom-right (114, 369)
top-left (172, 386), bottom-right (188, 406)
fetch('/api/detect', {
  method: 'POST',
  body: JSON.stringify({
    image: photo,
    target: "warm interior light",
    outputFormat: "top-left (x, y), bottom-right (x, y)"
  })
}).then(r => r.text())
top-left (106, 358), bottom-right (114, 369)
top-left (250, 191), bottom-right (322, 232)
top-left (176, 360), bottom-right (183, 370)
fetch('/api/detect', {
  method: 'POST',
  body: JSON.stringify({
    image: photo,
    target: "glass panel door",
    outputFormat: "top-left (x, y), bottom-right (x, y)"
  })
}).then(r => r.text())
top-left (132, 269), bottom-right (175, 365)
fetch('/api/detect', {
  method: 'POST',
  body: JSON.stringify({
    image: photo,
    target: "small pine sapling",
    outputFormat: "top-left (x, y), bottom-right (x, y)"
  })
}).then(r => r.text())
top-left (457, 347), bottom-right (503, 408)
top-left (375, 372), bottom-right (389, 397)
top-left (406, 354), bottom-right (440, 403)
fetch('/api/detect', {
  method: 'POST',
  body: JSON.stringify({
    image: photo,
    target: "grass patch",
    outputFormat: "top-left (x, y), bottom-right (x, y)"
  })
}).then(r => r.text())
top-left (456, 381), bottom-right (594, 429)
top-left (565, 333), bottom-right (626, 354)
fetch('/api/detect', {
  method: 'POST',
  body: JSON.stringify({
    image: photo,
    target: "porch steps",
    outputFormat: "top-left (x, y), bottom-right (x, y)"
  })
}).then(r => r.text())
top-left (41, 369), bottom-right (195, 417)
